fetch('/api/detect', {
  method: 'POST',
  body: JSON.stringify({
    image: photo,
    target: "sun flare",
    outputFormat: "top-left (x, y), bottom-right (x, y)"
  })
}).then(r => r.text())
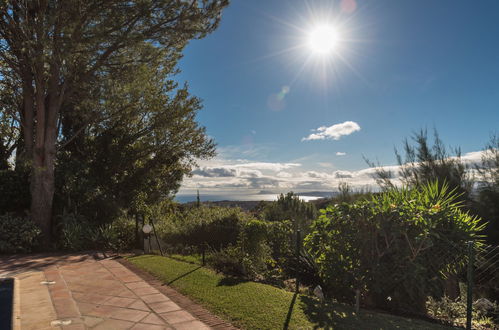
top-left (308, 24), bottom-right (338, 55)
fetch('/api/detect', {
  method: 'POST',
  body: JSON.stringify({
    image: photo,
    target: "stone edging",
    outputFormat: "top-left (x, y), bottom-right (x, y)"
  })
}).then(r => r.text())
top-left (116, 256), bottom-right (238, 330)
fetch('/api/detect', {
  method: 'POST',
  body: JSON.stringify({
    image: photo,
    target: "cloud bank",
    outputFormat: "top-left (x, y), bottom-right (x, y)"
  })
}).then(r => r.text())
top-left (180, 150), bottom-right (486, 196)
top-left (302, 121), bottom-right (361, 141)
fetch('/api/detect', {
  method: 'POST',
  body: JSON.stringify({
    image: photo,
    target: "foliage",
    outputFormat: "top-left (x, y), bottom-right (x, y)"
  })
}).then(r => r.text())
top-left (238, 220), bottom-right (272, 277)
top-left (312, 183), bottom-right (374, 210)
top-left (207, 245), bottom-right (245, 276)
top-left (367, 129), bottom-right (472, 203)
top-left (0, 90), bottom-right (17, 170)
top-left (128, 255), bottom-right (456, 330)
top-left (263, 192), bottom-right (317, 232)
top-left (201, 218), bottom-right (273, 278)
top-left (266, 219), bottom-right (294, 262)
top-left (304, 182), bottom-right (484, 314)
top-left (57, 213), bottom-right (135, 251)
top-left (476, 134), bottom-right (499, 187)
top-left (426, 295), bottom-right (497, 329)
top-left (55, 46), bottom-right (215, 224)
top-left (475, 134), bottom-right (499, 244)
top-left (0, 169), bottom-right (30, 214)
top-left (0, 214), bottom-right (41, 253)
top-left (0, 0), bottom-right (228, 242)
top-left (98, 216), bottom-right (137, 251)
top-left (157, 206), bottom-right (250, 249)
top-left (57, 213), bottom-right (93, 251)
top-left (285, 248), bottom-right (323, 290)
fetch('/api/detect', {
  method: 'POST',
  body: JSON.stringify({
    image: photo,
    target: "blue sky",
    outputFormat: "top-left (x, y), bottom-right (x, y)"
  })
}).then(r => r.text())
top-left (176, 0), bottom-right (499, 196)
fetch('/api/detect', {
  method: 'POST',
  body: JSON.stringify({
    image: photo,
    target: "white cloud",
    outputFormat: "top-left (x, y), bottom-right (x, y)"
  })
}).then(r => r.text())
top-left (336, 152), bottom-right (347, 156)
top-left (233, 162), bottom-right (300, 171)
top-left (460, 151), bottom-right (484, 165)
top-left (276, 171), bottom-right (293, 178)
top-left (306, 171), bottom-right (331, 179)
top-left (182, 157), bottom-right (381, 195)
top-left (180, 150), bottom-right (490, 196)
top-left (333, 170), bottom-right (353, 178)
top-left (302, 121), bottom-right (361, 141)
top-left (318, 162), bottom-right (334, 168)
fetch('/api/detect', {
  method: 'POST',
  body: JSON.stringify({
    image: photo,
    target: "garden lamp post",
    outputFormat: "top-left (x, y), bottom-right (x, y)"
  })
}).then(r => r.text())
top-left (142, 224), bottom-right (152, 254)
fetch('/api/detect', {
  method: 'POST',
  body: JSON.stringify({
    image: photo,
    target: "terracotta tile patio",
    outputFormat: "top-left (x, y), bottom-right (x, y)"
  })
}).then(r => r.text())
top-left (0, 253), bottom-right (225, 329)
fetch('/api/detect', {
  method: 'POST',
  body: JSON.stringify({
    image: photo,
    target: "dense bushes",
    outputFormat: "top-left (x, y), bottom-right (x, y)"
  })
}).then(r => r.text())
top-left (263, 192), bottom-right (317, 232)
top-left (157, 206), bottom-right (250, 249)
top-left (0, 214), bottom-right (41, 253)
top-left (0, 170), bottom-right (30, 214)
top-left (57, 213), bottom-right (135, 251)
top-left (155, 208), bottom-right (286, 280)
top-left (304, 182), bottom-right (484, 314)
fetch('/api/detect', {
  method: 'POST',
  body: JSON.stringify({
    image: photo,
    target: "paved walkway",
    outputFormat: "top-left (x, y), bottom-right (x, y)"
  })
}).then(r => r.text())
top-left (0, 254), bottom-right (214, 329)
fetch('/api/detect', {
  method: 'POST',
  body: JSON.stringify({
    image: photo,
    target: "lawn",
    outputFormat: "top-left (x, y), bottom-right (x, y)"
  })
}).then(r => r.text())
top-left (127, 255), bottom-right (457, 330)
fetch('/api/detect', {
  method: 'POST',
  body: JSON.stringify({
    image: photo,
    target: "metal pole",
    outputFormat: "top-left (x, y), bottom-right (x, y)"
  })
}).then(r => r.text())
top-left (148, 234), bottom-right (152, 254)
top-left (466, 241), bottom-right (474, 330)
top-left (202, 221), bottom-right (206, 266)
top-left (202, 244), bottom-right (206, 266)
top-left (295, 229), bottom-right (301, 293)
top-left (135, 214), bottom-right (139, 248)
top-left (355, 289), bottom-right (360, 313)
top-left (140, 214), bottom-right (145, 252)
top-left (150, 218), bottom-right (164, 256)
top-left (144, 234), bottom-right (149, 254)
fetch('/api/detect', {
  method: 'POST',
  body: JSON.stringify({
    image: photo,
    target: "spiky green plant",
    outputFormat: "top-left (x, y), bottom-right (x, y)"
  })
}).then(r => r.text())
top-left (305, 181), bottom-right (485, 314)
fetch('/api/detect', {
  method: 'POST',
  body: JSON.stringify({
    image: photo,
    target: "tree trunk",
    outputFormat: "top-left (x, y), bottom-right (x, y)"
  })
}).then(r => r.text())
top-left (28, 68), bottom-right (60, 247)
top-left (30, 147), bottom-right (56, 247)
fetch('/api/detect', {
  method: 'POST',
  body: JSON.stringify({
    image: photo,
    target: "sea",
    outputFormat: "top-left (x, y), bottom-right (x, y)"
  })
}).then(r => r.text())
top-left (175, 194), bottom-right (323, 203)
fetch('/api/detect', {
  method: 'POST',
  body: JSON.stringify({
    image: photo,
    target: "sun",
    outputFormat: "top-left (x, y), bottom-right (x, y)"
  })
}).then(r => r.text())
top-left (307, 24), bottom-right (338, 55)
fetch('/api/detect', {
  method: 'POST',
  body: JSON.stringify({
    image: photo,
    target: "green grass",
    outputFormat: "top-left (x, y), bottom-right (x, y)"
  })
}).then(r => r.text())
top-left (168, 253), bottom-right (203, 265)
top-left (127, 255), bottom-right (456, 330)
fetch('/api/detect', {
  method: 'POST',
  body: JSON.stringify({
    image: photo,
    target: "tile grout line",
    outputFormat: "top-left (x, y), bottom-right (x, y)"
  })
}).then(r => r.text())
top-left (118, 257), bottom-right (237, 329)
top-left (53, 265), bottom-right (84, 324)
top-left (95, 259), bottom-right (142, 327)
top-left (97, 258), bottom-right (175, 328)
top-left (40, 269), bottom-right (63, 329)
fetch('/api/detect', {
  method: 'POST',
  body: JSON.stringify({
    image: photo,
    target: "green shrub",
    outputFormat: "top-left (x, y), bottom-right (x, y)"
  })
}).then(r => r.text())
top-left (426, 295), bottom-right (497, 328)
top-left (0, 170), bottom-right (30, 214)
top-left (206, 220), bottom-right (274, 279)
top-left (262, 192), bottom-right (317, 232)
top-left (267, 220), bottom-right (294, 261)
top-left (239, 220), bottom-right (272, 277)
top-left (207, 245), bottom-right (245, 276)
top-left (284, 249), bottom-right (323, 290)
top-left (98, 216), bottom-right (136, 251)
top-left (57, 213), bottom-right (135, 251)
top-left (305, 182), bottom-right (484, 314)
top-left (57, 213), bottom-right (98, 251)
top-left (0, 214), bottom-right (41, 253)
top-left (158, 206), bottom-right (249, 249)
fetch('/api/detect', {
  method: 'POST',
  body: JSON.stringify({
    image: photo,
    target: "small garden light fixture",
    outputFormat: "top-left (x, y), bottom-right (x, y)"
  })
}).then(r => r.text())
top-left (142, 224), bottom-right (152, 235)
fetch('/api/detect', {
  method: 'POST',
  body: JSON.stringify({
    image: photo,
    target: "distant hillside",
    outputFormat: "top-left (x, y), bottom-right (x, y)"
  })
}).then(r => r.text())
top-left (257, 190), bottom-right (338, 198)
top-left (295, 191), bottom-right (338, 198)
top-left (183, 200), bottom-right (268, 212)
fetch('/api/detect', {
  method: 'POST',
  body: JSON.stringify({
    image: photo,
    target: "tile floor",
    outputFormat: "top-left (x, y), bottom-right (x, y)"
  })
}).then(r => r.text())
top-left (1, 254), bottom-right (212, 329)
